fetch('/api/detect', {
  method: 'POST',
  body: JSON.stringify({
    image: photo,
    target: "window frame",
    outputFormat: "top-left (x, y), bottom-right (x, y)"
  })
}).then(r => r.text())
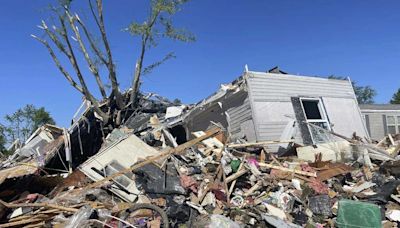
top-left (386, 115), bottom-right (400, 134)
top-left (300, 97), bottom-right (331, 143)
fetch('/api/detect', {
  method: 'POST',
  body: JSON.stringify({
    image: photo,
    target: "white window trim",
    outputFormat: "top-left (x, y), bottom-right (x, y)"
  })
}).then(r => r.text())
top-left (300, 97), bottom-right (332, 143)
top-left (386, 115), bottom-right (400, 134)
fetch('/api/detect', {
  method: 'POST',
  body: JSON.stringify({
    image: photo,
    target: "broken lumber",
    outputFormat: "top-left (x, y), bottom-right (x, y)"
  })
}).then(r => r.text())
top-left (258, 163), bottom-right (317, 177)
top-left (0, 199), bottom-right (79, 213)
top-left (227, 140), bottom-right (294, 149)
top-left (226, 168), bottom-right (248, 183)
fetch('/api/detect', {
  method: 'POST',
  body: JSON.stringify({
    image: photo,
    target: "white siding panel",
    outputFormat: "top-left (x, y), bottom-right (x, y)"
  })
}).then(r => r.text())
top-left (226, 96), bottom-right (253, 139)
top-left (247, 72), bottom-right (355, 100)
top-left (322, 97), bottom-right (368, 138)
top-left (250, 101), bottom-right (303, 146)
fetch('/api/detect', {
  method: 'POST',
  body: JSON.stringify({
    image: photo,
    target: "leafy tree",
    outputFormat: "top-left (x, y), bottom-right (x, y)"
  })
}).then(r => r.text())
top-left (0, 124), bottom-right (6, 153)
top-left (172, 98), bottom-right (182, 105)
top-left (2, 105), bottom-right (55, 145)
top-left (32, 107), bottom-right (56, 131)
top-left (328, 76), bottom-right (376, 104)
top-left (32, 0), bottom-right (194, 125)
top-left (390, 88), bottom-right (400, 104)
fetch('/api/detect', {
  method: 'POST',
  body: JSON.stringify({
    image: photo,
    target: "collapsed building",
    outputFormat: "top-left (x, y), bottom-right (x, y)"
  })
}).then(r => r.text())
top-left (0, 67), bottom-right (399, 227)
top-left (183, 67), bottom-right (369, 153)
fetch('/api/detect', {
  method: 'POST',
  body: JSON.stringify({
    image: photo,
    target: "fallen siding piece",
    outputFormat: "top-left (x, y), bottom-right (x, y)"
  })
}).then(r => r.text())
top-left (350, 182), bottom-right (376, 193)
top-left (83, 127), bottom-right (221, 190)
top-left (192, 131), bottom-right (224, 149)
top-left (80, 131), bottom-right (161, 202)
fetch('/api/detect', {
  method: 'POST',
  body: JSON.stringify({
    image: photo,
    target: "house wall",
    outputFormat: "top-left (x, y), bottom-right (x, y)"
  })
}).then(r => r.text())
top-left (184, 89), bottom-right (256, 142)
top-left (361, 110), bottom-right (400, 140)
top-left (246, 71), bottom-right (368, 146)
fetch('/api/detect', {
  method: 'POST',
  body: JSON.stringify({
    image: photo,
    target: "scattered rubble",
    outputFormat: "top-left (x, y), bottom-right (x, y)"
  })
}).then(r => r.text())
top-left (1, 92), bottom-right (400, 227)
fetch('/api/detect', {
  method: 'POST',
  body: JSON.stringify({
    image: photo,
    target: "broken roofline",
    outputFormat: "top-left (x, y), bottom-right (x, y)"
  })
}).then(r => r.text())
top-left (182, 66), bottom-right (368, 148)
top-left (196, 68), bottom-right (351, 104)
top-left (186, 68), bottom-right (353, 115)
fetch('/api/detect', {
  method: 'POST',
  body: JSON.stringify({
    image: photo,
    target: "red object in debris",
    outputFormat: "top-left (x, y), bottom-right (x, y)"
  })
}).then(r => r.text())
top-left (211, 189), bottom-right (227, 202)
top-left (247, 158), bottom-right (259, 168)
top-left (26, 193), bottom-right (39, 202)
top-left (308, 178), bottom-right (329, 194)
top-left (301, 163), bottom-right (316, 173)
top-left (180, 175), bottom-right (198, 193)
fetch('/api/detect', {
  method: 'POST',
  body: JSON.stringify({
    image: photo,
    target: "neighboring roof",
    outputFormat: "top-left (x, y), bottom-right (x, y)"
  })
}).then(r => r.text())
top-left (359, 104), bottom-right (400, 111)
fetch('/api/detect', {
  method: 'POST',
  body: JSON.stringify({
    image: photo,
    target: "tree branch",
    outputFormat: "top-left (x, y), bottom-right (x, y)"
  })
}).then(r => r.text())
top-left (31, 35), bottom-right (84, 94)
top-left (129, 10), bottom-right (161, 108)
top-left (89, 0), bottom-right (122, 107)
top-left (56, 16), bottom-right (109, 122)
top-left (66, 11), bottom-right (107, 100)
top-left (75, 16), bottom-right (108, 66)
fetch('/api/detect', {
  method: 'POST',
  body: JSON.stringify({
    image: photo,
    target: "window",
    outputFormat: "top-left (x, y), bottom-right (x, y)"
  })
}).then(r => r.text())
top-left (302, 100), bottom-right (323, 120)
top-left (104, 161), bottom-right (134, 189)
top-left (386, 115), bottom-right (400, 135)
top-left (300, 98), bottom-right (331, 143)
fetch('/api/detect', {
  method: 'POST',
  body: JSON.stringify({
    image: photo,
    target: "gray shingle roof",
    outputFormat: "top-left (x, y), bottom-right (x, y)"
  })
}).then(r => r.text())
top-left (359, 104), bottom-right (400, 110)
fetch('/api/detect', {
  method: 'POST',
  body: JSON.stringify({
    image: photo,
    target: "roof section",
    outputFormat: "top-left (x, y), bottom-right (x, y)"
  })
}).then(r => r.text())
top-left (359, 104), bottom-right (400, 111)
top-left (248, 71), bottom-right (351, 83)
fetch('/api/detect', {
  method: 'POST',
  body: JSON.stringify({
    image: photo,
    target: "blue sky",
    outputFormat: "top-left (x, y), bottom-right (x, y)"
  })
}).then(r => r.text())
top-left (0, 0), bottom-right (399, 127)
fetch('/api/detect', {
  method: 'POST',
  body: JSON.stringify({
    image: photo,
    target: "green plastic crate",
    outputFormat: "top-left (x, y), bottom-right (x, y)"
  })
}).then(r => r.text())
top-left (336, 200), bottom-right (381, 228)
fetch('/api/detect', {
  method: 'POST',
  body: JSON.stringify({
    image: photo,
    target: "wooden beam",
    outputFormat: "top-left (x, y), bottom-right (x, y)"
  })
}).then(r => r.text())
top-left (227, 140), bottom-right (294, 149)
top-left (258, 163), bottom-right (317, 177)
top-left (0, 199), bottom-right (78, 213)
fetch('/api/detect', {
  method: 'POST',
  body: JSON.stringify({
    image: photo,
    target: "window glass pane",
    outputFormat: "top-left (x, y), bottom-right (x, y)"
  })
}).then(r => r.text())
top-left (387, 116), bottom-right (395, 125)
top-left (302, 100), bottom-right (322, 120)
top-left (388, 126), bottom-right (396, 135)
top-left (398, 126), bottom-right (400, 134)
top-left (397, 116), bottom-right (400, 125)
top-left (309, 122), bottom-right (331, 144)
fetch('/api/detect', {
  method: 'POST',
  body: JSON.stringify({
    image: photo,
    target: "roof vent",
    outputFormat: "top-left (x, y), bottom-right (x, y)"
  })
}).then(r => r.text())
top-left (267, 66), bottom-right (288, 74)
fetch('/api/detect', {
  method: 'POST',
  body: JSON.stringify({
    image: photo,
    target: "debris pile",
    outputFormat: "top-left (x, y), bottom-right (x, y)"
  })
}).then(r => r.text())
top-left (0, 97), bottom-right (400, 227)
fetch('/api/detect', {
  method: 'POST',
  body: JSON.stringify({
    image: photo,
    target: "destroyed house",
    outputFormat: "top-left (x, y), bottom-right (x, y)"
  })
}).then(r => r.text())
top-left (360, 104), bottom-right (400, 140)
top-left (183, 68), bottom-right (369, 151)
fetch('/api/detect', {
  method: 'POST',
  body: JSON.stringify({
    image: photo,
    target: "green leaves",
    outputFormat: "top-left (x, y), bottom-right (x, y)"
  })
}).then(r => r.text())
top-left (353, 85), bottom-right (376, 104)
top-left (390, 88), bottom-right (400, 104)
top-left (126, 0), bottom-right (195, 48)
top-left (127, 22), bottom-right (149, 36)
top-left (0, 124), bottom-right (6, 153)
top-left (142, 52), bottom-right (176, 75)
top-left (161, 16), bottom-right (195, 42)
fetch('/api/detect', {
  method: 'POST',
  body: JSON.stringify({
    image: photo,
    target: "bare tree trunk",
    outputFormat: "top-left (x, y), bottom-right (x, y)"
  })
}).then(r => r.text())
top-left (58, 16), bottom-right (109, 122)
top-left (129, 11), bottom-right (160, 108)
top-left (130, 51), bottom-right (145, 108)
top-left (66, 11), bottom-right (107, 100)
top-left (90, 0), bottom-right (124, 109)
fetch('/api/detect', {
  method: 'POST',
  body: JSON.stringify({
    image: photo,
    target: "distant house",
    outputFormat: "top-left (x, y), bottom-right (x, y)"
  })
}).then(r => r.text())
top-left (182, 67), bottom-right (369, 152)
top-left (359, 104), bottom-right (400, 140)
